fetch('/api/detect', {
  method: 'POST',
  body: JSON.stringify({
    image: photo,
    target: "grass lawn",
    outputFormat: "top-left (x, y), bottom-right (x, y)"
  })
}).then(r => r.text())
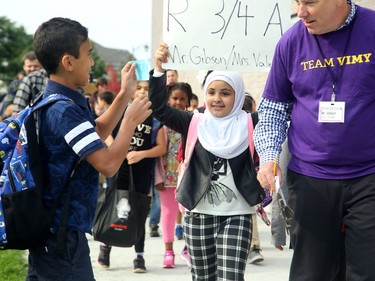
top-left (0, 250), bottom-right (28, 281)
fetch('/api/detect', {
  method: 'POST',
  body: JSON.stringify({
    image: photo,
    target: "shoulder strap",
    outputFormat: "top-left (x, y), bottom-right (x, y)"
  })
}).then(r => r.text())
top-left (251, 111), bottom-right (259, 127)
top-left (247, 114), bottom-right (255, 159)
top-left (32, 93), bottom-right (71, 112)
top-left (151, 118), bottom-right (161, 145)
top-left (27, 93), bottom-right (76, 254)
top-left (183, 113), bottom-right (204, 165)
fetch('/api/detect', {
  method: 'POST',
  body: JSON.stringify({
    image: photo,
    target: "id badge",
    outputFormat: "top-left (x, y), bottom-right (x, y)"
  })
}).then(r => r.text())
top-left (318, 101), bottom-right (345, 123)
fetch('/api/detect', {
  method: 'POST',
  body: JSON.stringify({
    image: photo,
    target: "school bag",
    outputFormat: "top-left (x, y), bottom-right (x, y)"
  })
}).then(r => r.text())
top-left (0, 93), bottom-right (78, 250)
top-left (176, 112), bottom-right (265, 211)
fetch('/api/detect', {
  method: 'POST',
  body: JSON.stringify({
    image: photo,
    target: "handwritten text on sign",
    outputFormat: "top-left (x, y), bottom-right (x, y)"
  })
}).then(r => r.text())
top-left (163, 0), bottom-right (291, 72)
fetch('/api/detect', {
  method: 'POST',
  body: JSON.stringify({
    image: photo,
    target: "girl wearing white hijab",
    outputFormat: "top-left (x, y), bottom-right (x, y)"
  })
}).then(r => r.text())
top-left (150, 43), bottom-right (264, 281)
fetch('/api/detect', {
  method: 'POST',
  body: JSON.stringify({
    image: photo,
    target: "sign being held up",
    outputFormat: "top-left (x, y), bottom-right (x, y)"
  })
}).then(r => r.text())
top-left (163, 0), bottom-right (291, 72)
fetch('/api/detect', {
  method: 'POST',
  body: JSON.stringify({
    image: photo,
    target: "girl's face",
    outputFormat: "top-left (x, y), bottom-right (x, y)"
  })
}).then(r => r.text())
top-left (205, 80), bottom-right (235, 118)
top-left (168, 89), bottom-right (189, 110)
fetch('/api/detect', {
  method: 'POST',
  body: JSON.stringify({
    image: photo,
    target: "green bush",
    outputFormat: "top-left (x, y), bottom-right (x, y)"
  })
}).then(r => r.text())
top-left (0, 250), bottom-right (28, 281)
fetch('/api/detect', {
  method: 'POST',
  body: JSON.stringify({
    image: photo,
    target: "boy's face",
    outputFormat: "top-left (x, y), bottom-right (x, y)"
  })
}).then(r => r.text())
top-left (205, 80), bottom-right (235, 118)
top-left (187, 99), bottom-right (198, 112)
top-left (71, 39), bottom-right (95, 87)
top-left (166, 70), bottom-right (178, 85)
top-left (132, 81), bottom-right (149, 100)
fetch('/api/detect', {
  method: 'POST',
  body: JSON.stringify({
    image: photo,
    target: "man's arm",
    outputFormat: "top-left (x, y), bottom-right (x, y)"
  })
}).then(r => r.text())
top-left (253, 97), bottom-right (291, 190)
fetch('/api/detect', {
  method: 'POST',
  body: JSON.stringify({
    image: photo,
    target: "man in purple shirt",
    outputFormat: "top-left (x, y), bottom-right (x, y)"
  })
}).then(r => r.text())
top-left (254, 1), bottom-right (375, 280)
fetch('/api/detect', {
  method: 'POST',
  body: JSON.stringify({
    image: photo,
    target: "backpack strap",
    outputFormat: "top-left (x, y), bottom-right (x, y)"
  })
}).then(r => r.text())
top-left (28, 93), bottom-right (76, 254)
top-left (32, 93), bottom-right (71, 112)
top-left (247, 113), bottom-right (255, 159)
top-left (151, 118), bottom-right (161, 146)
top-left (55, 157), bottom-right (81, 254)
top-left (183, 113), bottom-right (204, 164)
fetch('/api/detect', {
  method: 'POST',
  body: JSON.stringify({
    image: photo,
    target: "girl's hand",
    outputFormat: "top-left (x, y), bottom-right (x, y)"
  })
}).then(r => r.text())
top-left (126, 151), bottom-right (144, 164)
top-left (154, 43), bottom-right (169, 73)
top-left (155, 182), bottom-right (165, 192)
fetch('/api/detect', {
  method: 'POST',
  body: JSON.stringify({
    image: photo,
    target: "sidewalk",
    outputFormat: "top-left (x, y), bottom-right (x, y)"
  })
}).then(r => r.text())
top-left (88, 212), bottom-right (293, 281)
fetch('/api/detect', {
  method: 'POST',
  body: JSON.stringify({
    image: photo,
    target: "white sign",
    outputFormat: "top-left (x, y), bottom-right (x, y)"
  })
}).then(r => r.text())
top-left (163, 0), bottom-right (291, 72)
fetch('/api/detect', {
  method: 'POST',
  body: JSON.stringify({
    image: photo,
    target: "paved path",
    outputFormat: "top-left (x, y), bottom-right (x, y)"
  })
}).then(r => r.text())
top-left (88, 210), bottom-right (293, 281)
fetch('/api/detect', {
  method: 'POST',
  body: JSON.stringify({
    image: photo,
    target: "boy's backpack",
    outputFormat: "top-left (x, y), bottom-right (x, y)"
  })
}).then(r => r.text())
top-left (0, 93), bottom-right (76, 250)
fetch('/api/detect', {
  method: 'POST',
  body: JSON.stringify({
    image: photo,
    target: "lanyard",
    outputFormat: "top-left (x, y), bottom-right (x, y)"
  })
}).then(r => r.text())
top-left (313, 19), bottom-right (355, 103)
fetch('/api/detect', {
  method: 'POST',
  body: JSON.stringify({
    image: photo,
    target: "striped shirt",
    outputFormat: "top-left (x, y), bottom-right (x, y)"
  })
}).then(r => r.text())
top-left (39, 79), bottom-right (104, 233)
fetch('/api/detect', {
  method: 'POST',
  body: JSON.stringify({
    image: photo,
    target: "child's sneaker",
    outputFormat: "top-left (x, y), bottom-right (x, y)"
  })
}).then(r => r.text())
top-left (97, 244), bottom-right (112, 268)
top-left (248, 247), bottom-right (264, 264)
top-left (133, 255), bottom-right (147, 273)
top-left (175, 225), bottom-right (183, 240)
top-left (150, 224), bottom-right (160, 237)
top-left (163, 250), bottom-right (175, 268)
top-left (180, 246), bottom-right (191, 268)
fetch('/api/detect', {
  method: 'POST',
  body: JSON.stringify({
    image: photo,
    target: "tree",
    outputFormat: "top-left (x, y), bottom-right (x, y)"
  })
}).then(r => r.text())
top-left (0, 17), bottom-right (111, 85)
top-left (0, 16), bottom-right (33, 80)
top-left (91, 45), bottom-right (107, 80)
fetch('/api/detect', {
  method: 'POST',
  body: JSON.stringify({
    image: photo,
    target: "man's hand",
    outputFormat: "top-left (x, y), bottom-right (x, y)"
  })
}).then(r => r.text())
top-left (257, 161), bottom-right (282, 193)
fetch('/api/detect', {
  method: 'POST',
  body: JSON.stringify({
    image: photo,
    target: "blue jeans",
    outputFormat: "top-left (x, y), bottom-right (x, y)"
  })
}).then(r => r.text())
top-left (149, 184), bottom-right (160, 225)
top-left (26, 231), bottom-right (94, 281)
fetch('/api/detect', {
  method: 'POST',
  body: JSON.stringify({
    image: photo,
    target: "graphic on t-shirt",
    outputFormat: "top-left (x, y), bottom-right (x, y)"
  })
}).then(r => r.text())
top-left (205, 157), bottom-right (237, 206)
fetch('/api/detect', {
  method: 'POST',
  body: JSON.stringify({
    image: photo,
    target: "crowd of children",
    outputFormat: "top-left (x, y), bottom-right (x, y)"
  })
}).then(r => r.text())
top-left (10, 15), bottom-right (293, 281)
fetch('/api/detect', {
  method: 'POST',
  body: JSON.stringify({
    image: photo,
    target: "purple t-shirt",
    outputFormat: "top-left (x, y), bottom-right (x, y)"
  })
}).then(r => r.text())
top-left (264, 6), bottom-right (375, 179)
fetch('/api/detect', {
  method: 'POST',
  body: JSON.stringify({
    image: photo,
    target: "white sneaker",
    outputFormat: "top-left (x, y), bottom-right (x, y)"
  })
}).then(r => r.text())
top-left (248, 247), bottom-right (264, 264)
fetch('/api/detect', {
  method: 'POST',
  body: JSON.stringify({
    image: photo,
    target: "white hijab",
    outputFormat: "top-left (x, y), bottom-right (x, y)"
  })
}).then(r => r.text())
top-left (197, 71), bottom-right (248, 159)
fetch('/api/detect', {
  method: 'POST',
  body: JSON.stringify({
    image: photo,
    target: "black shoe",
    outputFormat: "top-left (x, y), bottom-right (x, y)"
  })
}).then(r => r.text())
top-left (150, 224), bottom-right (160, 237)
top-left (98, 245), bottom-right (111, 268)
top-left (133, 255), bottom-right (147, 273)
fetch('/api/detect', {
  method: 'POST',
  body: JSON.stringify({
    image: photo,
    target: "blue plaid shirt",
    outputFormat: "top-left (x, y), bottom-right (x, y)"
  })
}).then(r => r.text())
top-left (253, 97), bottom-right (293, 167)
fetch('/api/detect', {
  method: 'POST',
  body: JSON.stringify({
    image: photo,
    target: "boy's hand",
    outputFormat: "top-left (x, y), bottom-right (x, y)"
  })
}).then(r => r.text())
top-left (123, 94), bottom-right (152, 128)
top-left (119, 62), bottom-right (137, 98)
top-left (154, 43), bottom-right (169, 73)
